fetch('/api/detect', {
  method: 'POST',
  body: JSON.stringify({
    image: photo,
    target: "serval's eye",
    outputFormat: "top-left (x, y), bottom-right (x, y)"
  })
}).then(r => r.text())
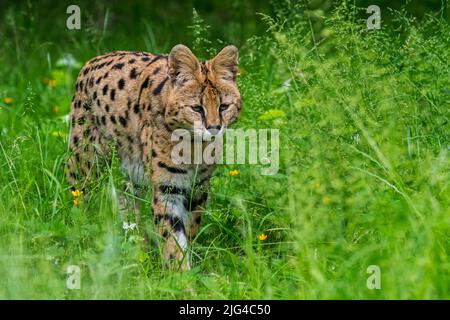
top-left (191, 105), bottom-right (204, 114)
top-left (219, 104), bottom-right (230, 112)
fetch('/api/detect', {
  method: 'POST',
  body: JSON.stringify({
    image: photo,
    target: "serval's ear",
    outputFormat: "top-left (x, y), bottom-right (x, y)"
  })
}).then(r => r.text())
top-left (209, 45), bottom-right (239, 81)
top-left (168, 44), bottom-right (201, 83)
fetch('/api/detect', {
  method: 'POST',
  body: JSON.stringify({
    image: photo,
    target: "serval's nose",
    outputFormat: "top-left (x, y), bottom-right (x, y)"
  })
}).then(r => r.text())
top-left (206, 124), bottom-right (222, 136)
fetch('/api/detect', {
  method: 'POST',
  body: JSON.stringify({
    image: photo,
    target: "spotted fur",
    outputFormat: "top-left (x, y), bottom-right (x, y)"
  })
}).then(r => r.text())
top-left (67, 44), bottom-right (241, 270)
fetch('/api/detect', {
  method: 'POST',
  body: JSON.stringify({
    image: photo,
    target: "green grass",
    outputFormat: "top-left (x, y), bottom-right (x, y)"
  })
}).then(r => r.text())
top-left (0, 1), bottom-right (449, 299)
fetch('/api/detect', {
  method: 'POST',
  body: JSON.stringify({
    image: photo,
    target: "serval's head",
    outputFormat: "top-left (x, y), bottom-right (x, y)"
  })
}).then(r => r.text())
top-left (166, 44), bottom-right (241, 140)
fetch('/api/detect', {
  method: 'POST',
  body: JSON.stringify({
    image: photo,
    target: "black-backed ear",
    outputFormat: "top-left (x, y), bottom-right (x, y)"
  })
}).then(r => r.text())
top-left (168, 44), bottom-right (200, 83)
top-left (210, 45), bottom-right (239, 81)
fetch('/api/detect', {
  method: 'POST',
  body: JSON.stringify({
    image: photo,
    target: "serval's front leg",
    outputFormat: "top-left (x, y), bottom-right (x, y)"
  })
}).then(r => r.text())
top-left (153, 184), bottom-right (190, 271)
top-left (187, 191), bottom-right (208, 242)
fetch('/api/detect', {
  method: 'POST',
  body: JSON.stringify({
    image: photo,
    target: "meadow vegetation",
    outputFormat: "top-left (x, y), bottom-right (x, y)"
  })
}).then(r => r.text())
top-left (0, 1), bottom-right (449, 299)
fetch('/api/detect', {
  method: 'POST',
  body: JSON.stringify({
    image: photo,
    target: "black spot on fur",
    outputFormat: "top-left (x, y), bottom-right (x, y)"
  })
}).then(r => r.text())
top-left (153, 67), bottom-right (161, 75)
top-left (136, 77), bottom-right (152, 105)
top-left (158, 161), bottom-right (187, 174)
top-left (82, 102), bottom-right (91, 111)
top-left (128, 59), bottom-right (136, 64)
top-left (191, 192), bottom-right (208, 209)
top-left (154, 214), bottom-right (163, 225)
top-left (153, 77), bottom-right (168, 95)
top-left (163, 122), bottom-right (172, 132)
top-left (105, 104), bottom-right (110, 112)
top-left (102, 84), bottom-right (108, 96)
top-left (159, 185), bottom-right (188, 196)
top-left (73, 116), bottom-right (85, 125)
top-left (129, 68), bottom-right (138, 79)
top-left (119, 116), bottom-right (127, 127)
top-left (141, 76), bottom-right (150, 89)
top-left (96, 62), bottom-right (107, 69)
top-left (110, 89), bottom-right (116, 101)
top-left (83, 128), bottom-right (91, 137)
top-left (118, 78), bottom-right (125, 90)
top-left (112, 62), bottom-right (125, 70)
top-left (147, 55), bottom-right (165, 66)
top-left (133, 103), bottom-right (140, 114)
top-left (110, 115), bottom-right (116, 124)
top-left (169, 216), bottom-right (185, 233)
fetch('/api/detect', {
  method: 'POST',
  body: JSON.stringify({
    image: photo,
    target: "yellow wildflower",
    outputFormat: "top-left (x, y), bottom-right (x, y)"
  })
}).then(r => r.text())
top-left (72, 189), bottom-right (83, 206)
top-left (229, 169), bottom-right (239, 176)
top-left (52, 106), bottom-right (60, 113)
top-left (258, 233), bottom-right (268, 241)
top-left (4, 97), bottom-right (13, 104)
top-left (47, 79), bottom-right (57, 87)
top-left (71, 189), bottom-right (83, 197)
